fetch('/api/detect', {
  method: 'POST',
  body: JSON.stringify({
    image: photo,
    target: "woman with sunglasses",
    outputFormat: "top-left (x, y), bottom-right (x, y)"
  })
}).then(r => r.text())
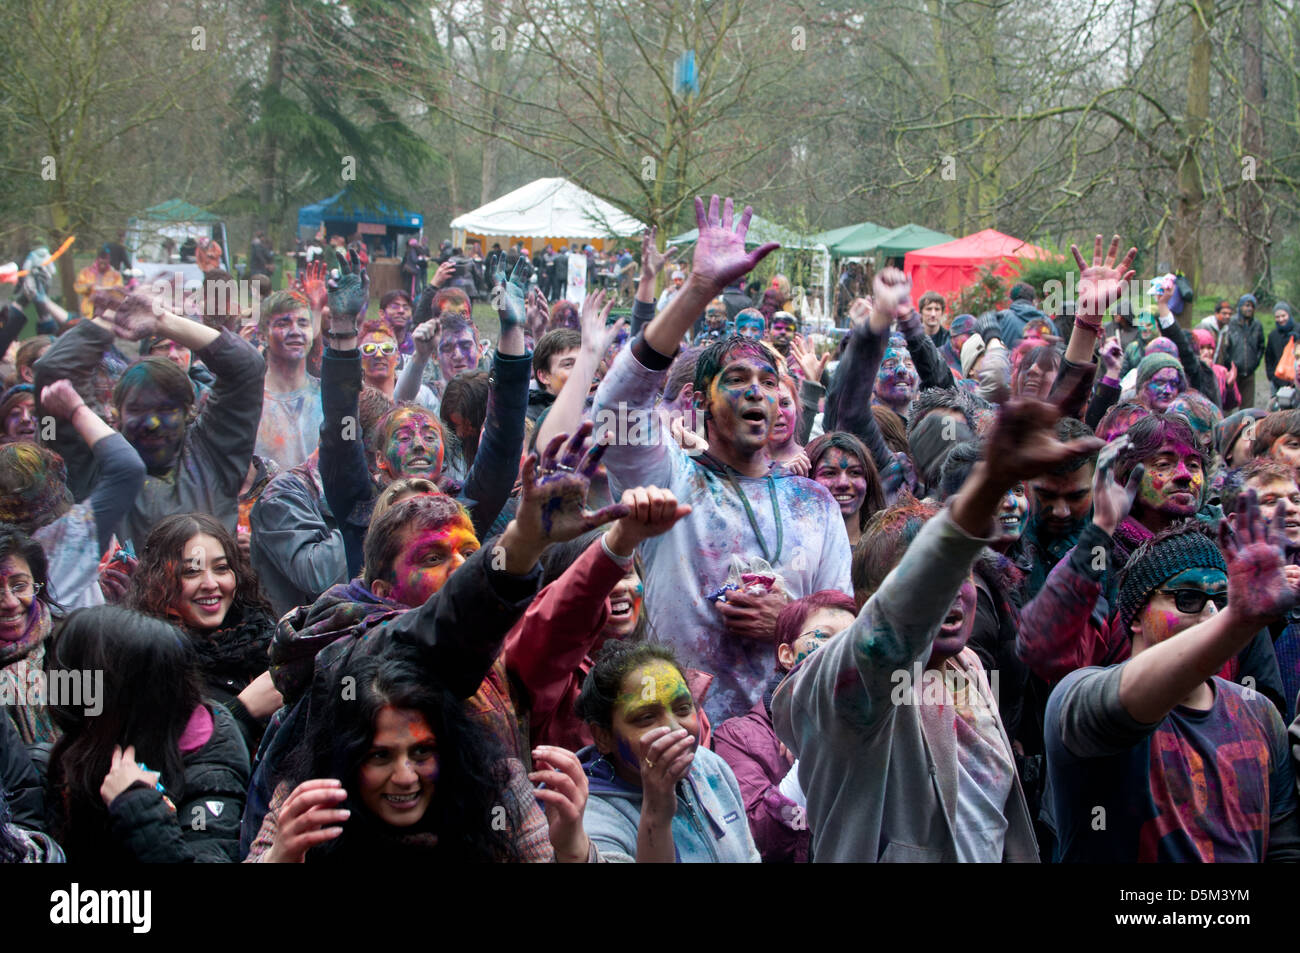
top-left (358, 320), bottom-right (438, 410)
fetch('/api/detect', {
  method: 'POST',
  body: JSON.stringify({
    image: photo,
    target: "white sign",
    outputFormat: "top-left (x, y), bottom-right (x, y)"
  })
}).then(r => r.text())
top-left (566, 253), bottom-right (587, 307)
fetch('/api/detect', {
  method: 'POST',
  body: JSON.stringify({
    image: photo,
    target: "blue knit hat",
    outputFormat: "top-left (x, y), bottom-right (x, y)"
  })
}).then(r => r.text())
top-left (1117, 522), bottom-right (1226, 632)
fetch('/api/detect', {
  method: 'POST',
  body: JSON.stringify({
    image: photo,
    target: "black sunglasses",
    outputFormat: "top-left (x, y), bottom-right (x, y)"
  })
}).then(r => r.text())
top-left (1159, 588), bottom-right (1228, 614)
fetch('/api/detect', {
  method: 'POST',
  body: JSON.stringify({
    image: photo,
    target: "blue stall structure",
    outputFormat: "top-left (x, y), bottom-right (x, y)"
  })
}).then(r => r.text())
top-left (296, 189), bottom-right (424, 259)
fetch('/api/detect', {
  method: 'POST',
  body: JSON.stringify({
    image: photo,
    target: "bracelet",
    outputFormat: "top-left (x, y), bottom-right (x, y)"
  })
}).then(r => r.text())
top-left (323, 329), bottom-right (356, 341)
top-left (1073, 316), bottom-right (1104, 334)
top-left (70, 403), bottom-right (92, 422)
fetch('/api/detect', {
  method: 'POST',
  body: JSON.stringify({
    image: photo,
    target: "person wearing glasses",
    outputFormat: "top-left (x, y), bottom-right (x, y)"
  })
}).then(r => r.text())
top-left (357, 318), bottom-right (437, 410)
top-left (1045, 495), bottom-right (1300, 861)
top-left (0, 525), bottom-right (58, 745)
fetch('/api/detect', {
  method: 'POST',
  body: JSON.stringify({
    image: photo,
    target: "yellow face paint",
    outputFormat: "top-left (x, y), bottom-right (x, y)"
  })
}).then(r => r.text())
top-left (617, 660), bottom-right (691, 713)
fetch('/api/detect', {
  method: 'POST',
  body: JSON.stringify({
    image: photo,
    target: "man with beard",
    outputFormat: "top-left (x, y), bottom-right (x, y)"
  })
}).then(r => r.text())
top-left (1109, 413), bottom-right (1209, 566)
top-left (592, 195), bottom-right (852, 723)
top-left (255, 291), bottom-right (324, 472)
top-left (766, 311), bottom-right (802, 379)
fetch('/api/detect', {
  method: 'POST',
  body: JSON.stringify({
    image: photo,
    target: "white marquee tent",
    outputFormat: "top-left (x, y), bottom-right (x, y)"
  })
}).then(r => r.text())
top-left (449, 177), bottom-right (645, 248)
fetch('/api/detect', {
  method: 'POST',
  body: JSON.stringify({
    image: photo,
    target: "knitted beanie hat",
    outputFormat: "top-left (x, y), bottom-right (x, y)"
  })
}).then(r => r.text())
top-left (949, 313), bottom-right (977, 339)
top-left (960, 333), bottom-right (987, 377)
top-left (1117, 523), bottom-right (1226, 632)
top-left (1136, 352), bottom-right (1183, 388)
top-left (1144, 337), bottom-right (1179, 358)
top-left (0, 383), bottom-right (34, 422)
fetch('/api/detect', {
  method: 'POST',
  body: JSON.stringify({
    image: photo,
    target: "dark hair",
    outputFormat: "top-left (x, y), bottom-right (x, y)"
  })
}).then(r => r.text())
top-left (363, 493), bottom-right (472, 588)
top-left (47, 607), bottom-right (204, 853)
top-left (1047, 416), bottom-right (1099, 476)
top-left (692, 334), bottom-right (775, 398)
top-left (1252, 409), bottom-right (1300, 458)
top-left (806, 431), bottom-right (886, 531)
top-left (1220, 458), bottom-right (1298, 513)
top-left (1010, 282), bottom-right (1036, 303)
top-left (380, 290), bottom-right (412, 311)
top-left (872, 404), bottom-right (910, 454)
top-left (0, 523), bottom-right (53, 609)
top-left (773, 590), bottom-right (857, 670)
top-left (906, 386), bottom-right (984, 439)
top-left (440, 370), bottom-right (490, 463)
top-left (1216, 299), bottom-right (1233, 312)
top-left (1116, 413), bottom-right (1208, 485)
top-left (113, 357), bottom-right (196, 416)
top-left (917, 291), bottom-right (946, 311)
top-left (575, 640), bottom-right (683, 730)
top-left (1096, 401), bottom-right (1150, 441)
top-left (1011, 344), bottom-right (1061, 397)
top-left (287, 638), bottom-right (522, 862)
top-left (14, 336), bottom-right (51, 376)
top-left (532, 329), bottom-right (582, 384)
top-left (127, 512), bottom-right (271, 629)
top-left (547, 300), bottom-right (579, 332)
top-left (851, 497), bottom-right (938, 606)
top-left (664, 348), bottom-right (701, 404)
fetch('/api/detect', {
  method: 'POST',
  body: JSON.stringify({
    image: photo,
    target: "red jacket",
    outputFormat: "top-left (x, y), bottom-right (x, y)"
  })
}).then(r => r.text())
top-left (712, 690), bottom-right (810, 863)
top-left (504, 537), bottom-right (712, 752)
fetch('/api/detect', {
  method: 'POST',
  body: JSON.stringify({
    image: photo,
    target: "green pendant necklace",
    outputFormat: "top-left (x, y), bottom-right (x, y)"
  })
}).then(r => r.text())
top-left (723, 470), bottom-right (783, 564)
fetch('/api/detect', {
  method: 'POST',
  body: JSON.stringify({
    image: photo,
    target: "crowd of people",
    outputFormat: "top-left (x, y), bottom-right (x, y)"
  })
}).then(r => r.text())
top-left (1, 195), bottom-right (1299, 865)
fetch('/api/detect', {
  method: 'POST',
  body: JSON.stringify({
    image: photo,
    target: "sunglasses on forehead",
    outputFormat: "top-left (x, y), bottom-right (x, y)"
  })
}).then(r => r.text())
top-left (361, 341), bottom-right (397, 356)
top-left (1159, 588), bottom-right (1228, 614)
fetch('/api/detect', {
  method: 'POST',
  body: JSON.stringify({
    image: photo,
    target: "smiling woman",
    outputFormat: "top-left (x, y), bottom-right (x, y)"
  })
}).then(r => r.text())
top-left (128, 512), bottom-right (279, 750)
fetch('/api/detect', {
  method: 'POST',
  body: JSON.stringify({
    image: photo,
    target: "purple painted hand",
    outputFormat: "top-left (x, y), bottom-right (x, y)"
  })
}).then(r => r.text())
top-left (1219, 489), bottom-right (1298, 628)
top-left (514, 421), bottom-right (631, 546)
top-left (689, 195), bottom-right (780, 291)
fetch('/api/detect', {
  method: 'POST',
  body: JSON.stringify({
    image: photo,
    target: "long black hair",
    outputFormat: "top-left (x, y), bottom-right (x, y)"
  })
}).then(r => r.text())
top-left (46, 607), bottom-right (204, 854)
top-left (286, 638), bottom-right (524, 862)
top-left (575, 639), bottom-right (684, 730)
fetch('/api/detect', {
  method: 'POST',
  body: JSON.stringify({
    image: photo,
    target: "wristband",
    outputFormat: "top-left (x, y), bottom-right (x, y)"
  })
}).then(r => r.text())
top-left (600, 531), bottom-right (636, 569)
top-left (1073, 316), bottom-right (1103, 334)
top-left (323, 328), bottom-right (356, 341)
top-left (70, 403), bottom-right (93, 423)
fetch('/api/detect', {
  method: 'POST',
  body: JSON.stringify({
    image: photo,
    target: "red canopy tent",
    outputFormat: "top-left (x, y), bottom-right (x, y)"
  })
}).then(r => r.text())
top-left (903, 228), bottom-right (1057, 302)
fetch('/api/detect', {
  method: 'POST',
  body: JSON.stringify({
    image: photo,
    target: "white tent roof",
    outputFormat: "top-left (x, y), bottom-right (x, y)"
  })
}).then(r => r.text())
top-left (449, 177), bottom-right (645, 239)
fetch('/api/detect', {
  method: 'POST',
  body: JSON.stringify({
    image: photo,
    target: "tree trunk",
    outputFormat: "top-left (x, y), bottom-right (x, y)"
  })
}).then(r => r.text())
top-left (1171, 0), bottom-right (1212, 289)
top-left (258, 0), bottom-right (289, 231)
top-left (1241, 0), bottom-right (1267, 296)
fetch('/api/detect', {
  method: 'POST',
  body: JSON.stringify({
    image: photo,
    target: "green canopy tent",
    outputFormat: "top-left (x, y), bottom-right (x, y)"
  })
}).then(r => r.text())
top-left (671, 214), bottom-right (831, 318)
top-left (814, 221), bottom-right (895, 257)
top-left (873, 223), bottom-right (956, 263)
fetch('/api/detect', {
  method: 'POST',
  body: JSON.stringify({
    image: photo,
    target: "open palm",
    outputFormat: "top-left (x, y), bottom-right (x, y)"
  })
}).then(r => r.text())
top-left (1072, 234), bottom-right (1137, 323)
top-left (689, 195), bottom-right (780, 290)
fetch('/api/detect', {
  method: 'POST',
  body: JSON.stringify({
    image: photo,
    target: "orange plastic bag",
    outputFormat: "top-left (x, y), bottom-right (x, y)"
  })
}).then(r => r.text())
top-left (1276, 337), bottom-right (1296, 384)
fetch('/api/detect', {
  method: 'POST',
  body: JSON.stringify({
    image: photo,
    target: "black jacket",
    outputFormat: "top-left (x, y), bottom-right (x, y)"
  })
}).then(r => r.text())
top-left (56, 703), bottom-right (250, 862)
top-left (1266, 323), bottom-right (1297, 390)
top-left (0, 710), bottom-right (44, 831)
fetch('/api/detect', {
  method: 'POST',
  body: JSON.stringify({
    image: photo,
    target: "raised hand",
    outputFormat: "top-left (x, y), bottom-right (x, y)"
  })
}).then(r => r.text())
top-left (98, 551), bottom-right (137, 604)
top-left (300, 260), bottom-right (329, 315)
top-left (872, 268), bottom-right (914, 324)
top-left (689, 195), bottom-right (780, 291)
top-left (847, 296), bottom-right (875, 331)
top-left (640, 225), bottom-right (680, 278)
top-left (1091, 436), bottom-right (1144, 535)
top-left (790, 333), bottom-right (829, 383)
top-left (1100, 335), bottom-right (1124, 377)
top-left (525, 287), bottom-right (550, 340)
top-left (605, 486), bottom-right (692, 554)
top-left (411, 320), bottom-right (437, 360)
top-left (92, 288), bottom-right (166, 340)
top-left (431, 259), bottom-right (455, 289)
top-left (39, 379), bottom-right (86, 420)
top-left (529, 745), bottom-right (591, 863)
top-left (1072, 234), bottom-right (1137, 325)
top-left (1219, 489), bottom-right (1298, 629)
top-left (494, 257), bottom-right (530, 328)
top-left (264, 779), bottom-right (349, 863)
top-left (579, 288), bottom-right (616, 358)
top-left (983, 390), bottom-right (1104, 487)
top-left (512, 421), bottom-right (630, 547)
